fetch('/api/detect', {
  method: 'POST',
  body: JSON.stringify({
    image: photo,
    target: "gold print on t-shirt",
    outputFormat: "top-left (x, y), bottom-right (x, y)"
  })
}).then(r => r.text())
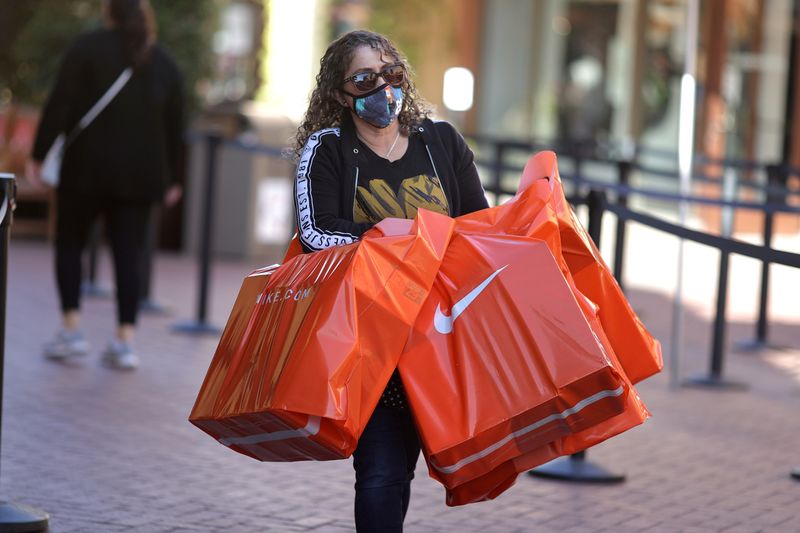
top-left (354, 174), bottom-right (449, 224)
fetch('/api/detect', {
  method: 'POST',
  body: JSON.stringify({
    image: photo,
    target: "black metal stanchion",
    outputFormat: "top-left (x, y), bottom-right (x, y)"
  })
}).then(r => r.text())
top-left (81, 220), bottom-right (112, 298)
top-left (683, 247), bottom-right (747, 390)
top-left (0, 173), bottom-right (49, 531)
top-left (173, 133), bottom-right (222, 335)
top-left (571, 140), bottom-right (586, 199)
top-left (490, 143), bottom-right (505, 206)
top-left (612, 160), bottom-right (631, 293)
top-left (792, 467), bottom-right (800, 481)
top-left (139, 207), bottom-right (169, 315)
top-left (527, 450), bottom-right (625, 484)
top-left (736, 163), bottom-right (784, 352)
top-left (528, 189), bottom-right (626, 484)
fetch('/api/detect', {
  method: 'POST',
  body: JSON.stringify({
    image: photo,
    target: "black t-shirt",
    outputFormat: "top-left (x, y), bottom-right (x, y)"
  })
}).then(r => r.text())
top-left (354, 132), bottom-right (450, 410)
top-left (353, 133), bottom-right (450, 224)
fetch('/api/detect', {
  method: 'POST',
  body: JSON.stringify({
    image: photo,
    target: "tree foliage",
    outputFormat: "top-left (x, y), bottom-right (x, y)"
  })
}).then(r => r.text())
top-left (0, 0), bottom-right (219, 111)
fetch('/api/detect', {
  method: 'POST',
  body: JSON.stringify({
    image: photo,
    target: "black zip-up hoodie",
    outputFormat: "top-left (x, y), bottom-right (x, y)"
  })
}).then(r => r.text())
top-left (294, 115), bottom-right (488, 252)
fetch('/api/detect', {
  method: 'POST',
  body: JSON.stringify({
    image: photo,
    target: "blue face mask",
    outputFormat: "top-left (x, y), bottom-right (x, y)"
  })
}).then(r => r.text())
top-left (349, 83), bottom-right (403, 128)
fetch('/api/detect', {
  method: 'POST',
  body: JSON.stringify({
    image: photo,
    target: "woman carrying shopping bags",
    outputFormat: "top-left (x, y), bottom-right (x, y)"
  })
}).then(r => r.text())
top-left (27, 0), bottom-right (184, 369)
top-left (293, 30), bottom-right (488, 532)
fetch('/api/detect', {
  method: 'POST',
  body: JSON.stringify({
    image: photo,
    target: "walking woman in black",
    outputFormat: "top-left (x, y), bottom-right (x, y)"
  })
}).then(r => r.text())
top-left (27, 0), bottom-right (184, 369)
top-left (293, 30), bottom-right (488, 532)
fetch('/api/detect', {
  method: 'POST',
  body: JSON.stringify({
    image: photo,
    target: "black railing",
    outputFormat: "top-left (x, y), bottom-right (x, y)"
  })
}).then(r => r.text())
top-left (184, 131), bottom-right (799, 384)
top-left (469, 134), bottom-right (799, 386)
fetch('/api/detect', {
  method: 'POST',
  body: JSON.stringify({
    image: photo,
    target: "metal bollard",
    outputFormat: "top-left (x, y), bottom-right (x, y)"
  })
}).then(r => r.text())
top-left (490, 143), bottom-right (505, 207)
top-left (680, 157), bottom-right (747, 390)
top-left (173, 133), bottom-right (222, 335)
top-left (612, 160), bottom-right (631, 292)
top-left (736, 163), bottom-right (784, 351)
top-left (139, 207), bottom-right (169, 314)
top-left (0, 173), bottom-right (50, 531)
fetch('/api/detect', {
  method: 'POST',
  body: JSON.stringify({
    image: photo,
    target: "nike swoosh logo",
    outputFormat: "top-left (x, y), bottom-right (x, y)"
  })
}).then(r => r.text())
top-left (434, 265), bottom-right (508, 334)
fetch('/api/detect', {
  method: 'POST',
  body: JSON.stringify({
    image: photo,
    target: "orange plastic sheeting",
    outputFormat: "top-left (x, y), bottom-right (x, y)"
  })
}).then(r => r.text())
top-left (189, 211), bottom-right (454, 462)
top-left (445, 327), bottom-right (650, 506)
top-left (541, 157), bottom-right (663, 383)
top-left (400, 232), bottom-right (628, 491)
top-left (400, 151), bottom-right (655, 505)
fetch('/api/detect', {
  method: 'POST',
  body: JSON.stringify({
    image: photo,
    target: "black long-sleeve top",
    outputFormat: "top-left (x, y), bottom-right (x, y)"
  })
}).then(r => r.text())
top-left (32, 28), bottom-right (185, 202)
top-left (294, 116), bottom-right (489, 252)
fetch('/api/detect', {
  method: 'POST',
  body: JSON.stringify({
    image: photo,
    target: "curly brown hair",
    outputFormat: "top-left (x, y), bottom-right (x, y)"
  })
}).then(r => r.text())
top-left (293, 30), bottom-right (431, 159)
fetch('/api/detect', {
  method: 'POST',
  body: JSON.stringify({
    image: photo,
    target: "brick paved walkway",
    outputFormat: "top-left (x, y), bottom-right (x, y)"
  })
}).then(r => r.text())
top-left (2, 225), bottom-right (799, 532)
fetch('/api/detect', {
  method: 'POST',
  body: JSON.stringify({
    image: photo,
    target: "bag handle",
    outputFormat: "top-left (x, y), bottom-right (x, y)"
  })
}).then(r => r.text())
top-left (65, 67), bottom-right (133, 146)
top-left (520, 150), bottom-right (558, 191)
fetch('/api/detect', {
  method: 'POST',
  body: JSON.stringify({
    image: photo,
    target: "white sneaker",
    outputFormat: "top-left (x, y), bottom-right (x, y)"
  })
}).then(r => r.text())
top-left (44, 330), bottom-right (90, 360)
top-left (101, 340), bottom-right (140, 370)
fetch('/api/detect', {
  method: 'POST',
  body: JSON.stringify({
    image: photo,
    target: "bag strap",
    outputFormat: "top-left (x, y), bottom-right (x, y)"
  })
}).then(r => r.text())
top-left (65, 67), bottom-right (133, 146)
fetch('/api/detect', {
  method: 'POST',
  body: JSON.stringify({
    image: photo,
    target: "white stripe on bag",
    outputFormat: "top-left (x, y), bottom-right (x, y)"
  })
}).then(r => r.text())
top-left (219, 416), bottom-right (322, 446)
top-left (431, 386), bottom-right (625, 475)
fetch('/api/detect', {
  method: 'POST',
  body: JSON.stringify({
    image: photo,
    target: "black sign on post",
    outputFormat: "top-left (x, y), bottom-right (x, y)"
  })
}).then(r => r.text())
top-left (0, 173), bottom-right (49, 531)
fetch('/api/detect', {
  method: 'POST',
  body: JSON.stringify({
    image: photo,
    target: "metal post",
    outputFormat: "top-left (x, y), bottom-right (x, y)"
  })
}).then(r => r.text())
top-left (0, 173), bottom-right (50, 531)
top-left (528, 189), bottom-right (625, 484)
top-left (139, 207), bottom-right (169, 315)
top-left (572, 141), bottom-right (585, 199)
top-left (490, 143), bottom-right (505, 206)
top-left (81, 221), bottom-right (111, 298)
top-left (683, 247), bottom-right (747, 390)
top-left (736, 163), bottom-right (783, 351)
top-left (586, 189), bottom-right (605, 244)
top-left (684, 160), bottom-right (746, 389)
top-left (173, 133), bottom-right (222, 335)
top-left (612, 160), bottom-right (631, 290)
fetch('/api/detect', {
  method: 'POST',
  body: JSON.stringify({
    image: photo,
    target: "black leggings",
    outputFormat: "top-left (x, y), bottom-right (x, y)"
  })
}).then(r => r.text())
top-left (55, 193), bottom-right (152, 326)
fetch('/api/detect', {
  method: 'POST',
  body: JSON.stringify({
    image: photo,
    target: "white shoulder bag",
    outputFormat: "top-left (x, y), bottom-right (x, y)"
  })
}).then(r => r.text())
top-left (41, 68), bottom-right (133, 186)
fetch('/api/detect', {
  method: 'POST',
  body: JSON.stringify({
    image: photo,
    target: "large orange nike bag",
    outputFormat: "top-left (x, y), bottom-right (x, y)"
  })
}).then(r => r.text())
top-left (189, 211), bottom-right (453, 461)
top-left (445, 321), bottom-right (650, 506)
top-left (400, 152), bottom-right (653, 504)
top-left (399, 231), bottom-right (629, 490)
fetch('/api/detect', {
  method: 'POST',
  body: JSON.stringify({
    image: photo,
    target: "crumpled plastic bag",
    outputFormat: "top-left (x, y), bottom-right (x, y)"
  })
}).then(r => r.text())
top-left (398, 151), bottom-right (656, 505)
top-left (189, 211), bottom-right (453, 461)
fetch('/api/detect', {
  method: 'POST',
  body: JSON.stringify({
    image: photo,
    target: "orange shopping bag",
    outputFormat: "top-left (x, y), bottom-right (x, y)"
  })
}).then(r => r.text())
top-left (400, 152), bottom-right (655, 505)
top-left (189, 210), bottom-right (453, 461)
top-left (399, 231), bottom-right (629, 490)
top-left (445, 325), bottom-right (650, 506)
top-left (544, 158), bottom-right (663, 383)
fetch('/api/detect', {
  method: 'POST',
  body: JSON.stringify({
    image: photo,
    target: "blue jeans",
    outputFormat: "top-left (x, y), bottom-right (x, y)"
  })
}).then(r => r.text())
top-left (353, 404), bottom-right (421, 533)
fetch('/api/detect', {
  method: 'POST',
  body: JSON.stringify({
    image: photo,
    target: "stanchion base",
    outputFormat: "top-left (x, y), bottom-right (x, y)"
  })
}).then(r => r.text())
top-left (792, 467), bottom-right (800, 481)
top-left (682, 374), bottom-right (749, 391)
top-left (172, 320), bottom-right (221, 336)
top-left (139, 299), bottom-right (171, 315)
top-left (81, 282), bottom-right (112, 299)
top-left (734, 339), bottom-right (790, 353)
top-left (0, 501), bottom-right (49, 533)
top-left (527, 456), bottom-right (625, 484)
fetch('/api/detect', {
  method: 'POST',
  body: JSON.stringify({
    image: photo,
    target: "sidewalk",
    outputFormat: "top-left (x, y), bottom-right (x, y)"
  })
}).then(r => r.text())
top-left (3, 228), bottom-right (799, 532)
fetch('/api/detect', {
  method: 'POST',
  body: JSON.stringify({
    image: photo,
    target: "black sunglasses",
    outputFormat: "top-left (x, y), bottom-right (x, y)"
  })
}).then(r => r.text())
top-left (342, 63), bottom-right (405, 93)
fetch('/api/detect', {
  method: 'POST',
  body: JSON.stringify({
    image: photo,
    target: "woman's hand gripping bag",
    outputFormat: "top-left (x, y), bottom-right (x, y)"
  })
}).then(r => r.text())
top-left (398, 227), bottom-right (629, 491)
top-left (543, 158), bottom-right (662, 384)
top-left (189, 210), bottom-right (453, 462)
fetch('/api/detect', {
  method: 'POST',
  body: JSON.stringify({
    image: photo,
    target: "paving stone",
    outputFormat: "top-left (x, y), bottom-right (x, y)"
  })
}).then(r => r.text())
top-left (2, 233), bottom-right (799, 532)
